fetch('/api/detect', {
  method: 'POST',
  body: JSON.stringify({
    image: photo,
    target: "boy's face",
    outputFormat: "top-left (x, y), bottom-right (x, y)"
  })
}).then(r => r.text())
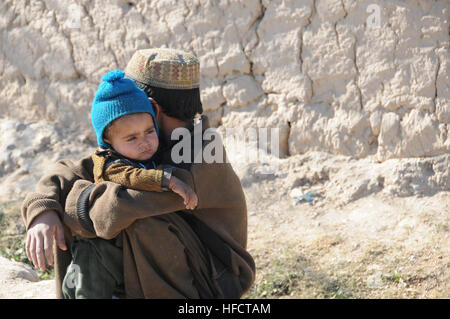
top-left (104, 113), bottom-right (159, 161)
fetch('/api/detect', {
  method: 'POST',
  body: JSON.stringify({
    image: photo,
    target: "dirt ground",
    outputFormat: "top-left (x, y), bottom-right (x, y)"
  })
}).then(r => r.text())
top-left (244, 178), bottom-right (449, 298)
top-left (0, 278), bottom-right (55, 299)
top-left (0, 201), bottom-right (56, 299)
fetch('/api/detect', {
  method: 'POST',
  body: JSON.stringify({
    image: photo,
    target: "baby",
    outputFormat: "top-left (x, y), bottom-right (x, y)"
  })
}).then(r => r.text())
top-left (62, 69), bottom-right (197, 299)
top-left (91, 69), bottom-right (197, 209)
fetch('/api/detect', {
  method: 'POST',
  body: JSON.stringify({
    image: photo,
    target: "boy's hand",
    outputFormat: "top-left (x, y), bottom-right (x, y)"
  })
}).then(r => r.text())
top-left (169, 176), bottom-right (198, 210)
top-left (26, 210), bottom-right (67, 272)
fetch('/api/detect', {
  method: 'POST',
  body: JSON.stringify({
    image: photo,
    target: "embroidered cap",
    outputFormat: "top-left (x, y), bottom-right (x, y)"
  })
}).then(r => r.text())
top-left (125, 48), bottom-right (200, 90)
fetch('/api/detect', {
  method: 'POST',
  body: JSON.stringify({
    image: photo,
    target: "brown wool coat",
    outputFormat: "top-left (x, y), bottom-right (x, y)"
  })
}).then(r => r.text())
top-left (22, 116), bottom-right (255, 298)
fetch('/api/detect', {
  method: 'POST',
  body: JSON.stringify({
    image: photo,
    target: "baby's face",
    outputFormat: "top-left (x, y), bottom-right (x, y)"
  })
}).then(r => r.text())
top-left (104, 113), bottom-right (159, 161)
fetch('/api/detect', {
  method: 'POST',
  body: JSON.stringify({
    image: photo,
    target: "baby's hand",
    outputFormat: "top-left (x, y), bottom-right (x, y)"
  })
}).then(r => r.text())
top-left (169, 176), bottom-right (198, 210)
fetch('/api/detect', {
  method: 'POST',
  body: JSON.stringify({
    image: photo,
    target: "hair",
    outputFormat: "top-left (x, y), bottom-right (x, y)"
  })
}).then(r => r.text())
top-left (134, 80), bottom-right (203, 122)
top-left (103, 121), bottom-right (114, 141)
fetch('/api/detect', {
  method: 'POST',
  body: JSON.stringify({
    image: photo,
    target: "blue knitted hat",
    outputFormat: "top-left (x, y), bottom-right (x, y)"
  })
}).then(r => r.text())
top-left (91, 69), bottom-right (159, 148)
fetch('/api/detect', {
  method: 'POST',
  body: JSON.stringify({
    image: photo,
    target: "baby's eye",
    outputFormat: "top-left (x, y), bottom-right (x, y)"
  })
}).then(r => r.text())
top-left (146, 129), bottom-right (154, 135)
top-left (127, 136), bottom-right (136, 142)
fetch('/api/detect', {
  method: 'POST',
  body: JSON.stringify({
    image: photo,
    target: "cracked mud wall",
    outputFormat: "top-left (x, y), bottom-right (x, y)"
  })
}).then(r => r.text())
top-left (0, 0), bottom-right (449, 200)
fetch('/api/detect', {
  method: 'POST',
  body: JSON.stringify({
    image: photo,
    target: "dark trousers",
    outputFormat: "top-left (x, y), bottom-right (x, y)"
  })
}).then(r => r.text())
top-left (62, 236), bottom-right (239, 299)
top-left (62, 236), bottom-right (124, 299)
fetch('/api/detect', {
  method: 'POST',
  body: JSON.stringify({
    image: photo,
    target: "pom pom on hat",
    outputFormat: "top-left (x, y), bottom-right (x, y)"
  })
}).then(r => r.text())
top-left (91, 69), bottom-right (159, 148)
top-left (101, 69), bottom-right (125, 82)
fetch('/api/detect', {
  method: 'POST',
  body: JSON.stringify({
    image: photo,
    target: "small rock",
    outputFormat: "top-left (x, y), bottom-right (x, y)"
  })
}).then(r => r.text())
top-left (15, 123), bottom-right (27, 132)
top-left (293, 192), bottom-right (322, 205)
top-left (0, 256), bottom-right (39, 282)
top-left (22, 163), bottom-right (31, 173)
top-left (303, 268), bottom-right (312, 277)
top-left (289, 188), bottom-right (304, 198)
top-left (366, 273), bottom-right (382, 289)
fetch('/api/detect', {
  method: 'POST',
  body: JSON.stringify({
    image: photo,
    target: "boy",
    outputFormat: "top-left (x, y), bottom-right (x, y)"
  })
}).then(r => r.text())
top-left (62, 69), bottom-right (197, 298)
top-left (90, 69), bottom-right (197, 208)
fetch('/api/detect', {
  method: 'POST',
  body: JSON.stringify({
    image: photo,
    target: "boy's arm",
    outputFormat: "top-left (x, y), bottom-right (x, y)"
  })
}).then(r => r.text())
top-left (103, 162), bottom-right (172, 192)
top-left (101, 159), bottom-right (197, 210)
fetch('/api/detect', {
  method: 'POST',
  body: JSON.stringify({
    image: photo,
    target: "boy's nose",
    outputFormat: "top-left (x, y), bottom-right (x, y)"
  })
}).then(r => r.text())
top-left (139, 139), bottom-right (152, 149)
top-left (138, 140), bottom-right (149, 147)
